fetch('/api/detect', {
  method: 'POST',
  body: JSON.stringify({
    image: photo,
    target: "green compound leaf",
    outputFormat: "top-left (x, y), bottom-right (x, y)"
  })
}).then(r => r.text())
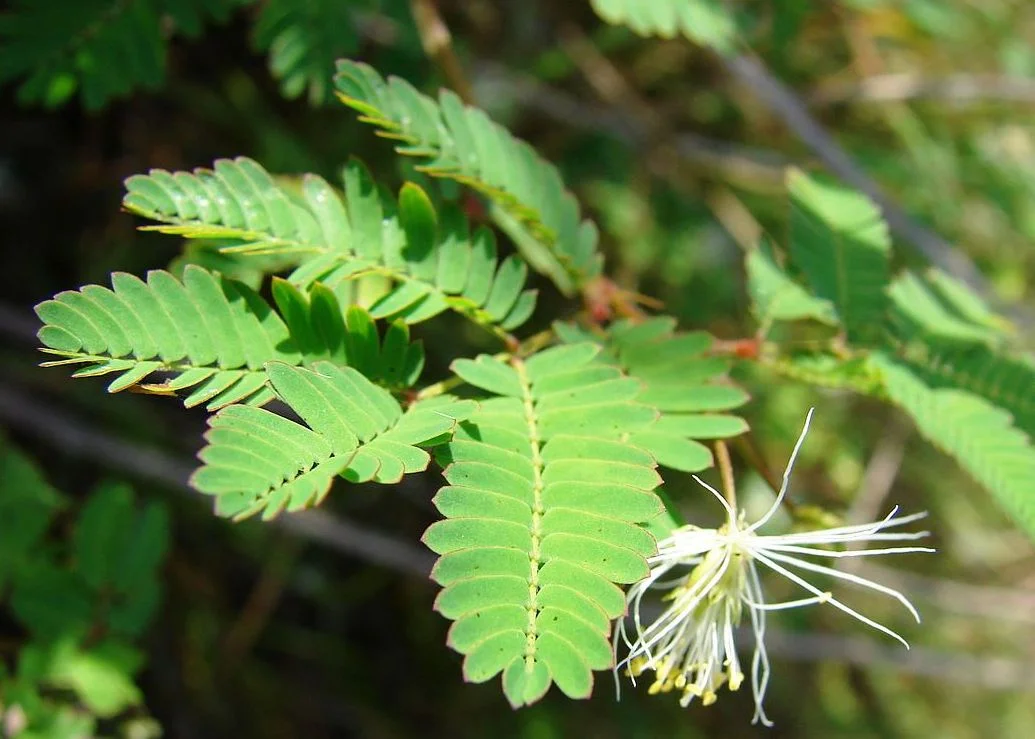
top-left (36, 267), bottom-right (424, 408)
top-left (875, 354), bottom-right (1035, 540)
top-left (291, 161), bottom-right (538, 339)
top-left (123, 156), bottom-right (332, 256)
top-left (425, 344), bottom-right (665, 706)
top-left (589, 0), bottom-right (738, 53)
top-left (71, 482), bottom-right (170, 638)
top-left (192, 362), bottom-right (474, 520)
top-left (886, 328), bottom-right (1035, 441)
top-left (123, 157), bottom-right (537, 338)
top-left (746, 238), bottom-right (839, 328)
top-left (252, 0), bottom-right (367, 105)
top-left (334, 60), bottom-right (603, 296)
top-left (787, 169), bottom-right (891, 345)
top-left (0, 440), bottom-right (64, 590)
top-left (555, 318), bottom-right (749, 472)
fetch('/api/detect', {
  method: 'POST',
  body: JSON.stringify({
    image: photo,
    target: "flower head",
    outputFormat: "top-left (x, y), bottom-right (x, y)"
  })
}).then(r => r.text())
top-left (615, 408), bottom-right (933, 726)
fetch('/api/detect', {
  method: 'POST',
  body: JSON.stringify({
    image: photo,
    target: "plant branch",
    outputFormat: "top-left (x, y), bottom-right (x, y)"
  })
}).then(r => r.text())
top-left (4, 374), bottom-right (1034, 691)
top-left (720, 52), bottom-right (1035, 332)
top-left (0, 380), bottom-right (435, 577)
top-left (414, 372), bottom-right (467, 401)
top-left (847, 418), bottom-right (910, 526)
top-left (221, 536), bottom-right (303, 668)
top-left (714, 439), bottom-right (737, 510)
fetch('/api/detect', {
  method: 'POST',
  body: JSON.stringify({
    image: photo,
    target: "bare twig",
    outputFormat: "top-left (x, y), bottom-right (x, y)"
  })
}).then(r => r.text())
top-left (222, 536), bottom-right (303, 667)
top-left (758, 630), bottom-right (1035, 690)
top-left (623, 596), bottom-right (1035, 691)
top-left (557, 26), bottom-right (663, 137)
top-left (840, 418), bottom-right (911, 574)
top-left (853, 562), bottom-right (1035, 626)
top-left (409, 0), bottom-right (475, 103)
top-left (847, 418), bottom-right (910, 527)
top-left (470, 62), bottom-right (789, 190)
top-left (812, 74), bottom-right (1035, 107)
top-left (703, 187), bottom-right (764, 249)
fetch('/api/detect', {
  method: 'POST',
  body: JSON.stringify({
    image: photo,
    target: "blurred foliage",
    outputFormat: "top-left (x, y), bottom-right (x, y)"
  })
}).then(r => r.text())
top-left (0, 0), bottom-right (417, 109)
top-left (0, 440), bottom-right (167, 737)
top-left (0, 0), bottom-right (247, 109)
top-left (1, 1), bottom-right (1034, 738)
top-left (589, 0), bottom-right (739, 52)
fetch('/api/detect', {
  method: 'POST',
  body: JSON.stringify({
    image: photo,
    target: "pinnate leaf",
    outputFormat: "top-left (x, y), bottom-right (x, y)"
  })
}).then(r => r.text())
top-left (425, 344), bottom-right (666, 705)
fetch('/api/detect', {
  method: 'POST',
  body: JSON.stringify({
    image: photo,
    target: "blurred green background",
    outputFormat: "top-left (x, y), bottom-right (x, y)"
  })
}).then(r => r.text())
top-left (1, 1), bottom-right (1034, 737)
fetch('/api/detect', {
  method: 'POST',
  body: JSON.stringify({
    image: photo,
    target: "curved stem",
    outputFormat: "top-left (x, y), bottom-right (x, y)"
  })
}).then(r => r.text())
top-left (409, 0), bottom-right (475, 103)
top-left (714, 439), bottom-right (737, 512)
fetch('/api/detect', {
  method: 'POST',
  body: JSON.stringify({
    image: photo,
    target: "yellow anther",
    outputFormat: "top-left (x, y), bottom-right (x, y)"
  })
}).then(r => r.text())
top-left (729, 670), bottom-right (744, 691)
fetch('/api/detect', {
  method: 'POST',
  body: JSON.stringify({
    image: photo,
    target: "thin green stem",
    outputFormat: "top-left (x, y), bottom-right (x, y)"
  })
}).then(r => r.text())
top-left (414, 374), bottom-right (467, 401)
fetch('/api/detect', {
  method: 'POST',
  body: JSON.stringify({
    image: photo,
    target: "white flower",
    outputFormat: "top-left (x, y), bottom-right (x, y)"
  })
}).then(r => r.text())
top-left (614, 408), bottom-right (933, 726)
